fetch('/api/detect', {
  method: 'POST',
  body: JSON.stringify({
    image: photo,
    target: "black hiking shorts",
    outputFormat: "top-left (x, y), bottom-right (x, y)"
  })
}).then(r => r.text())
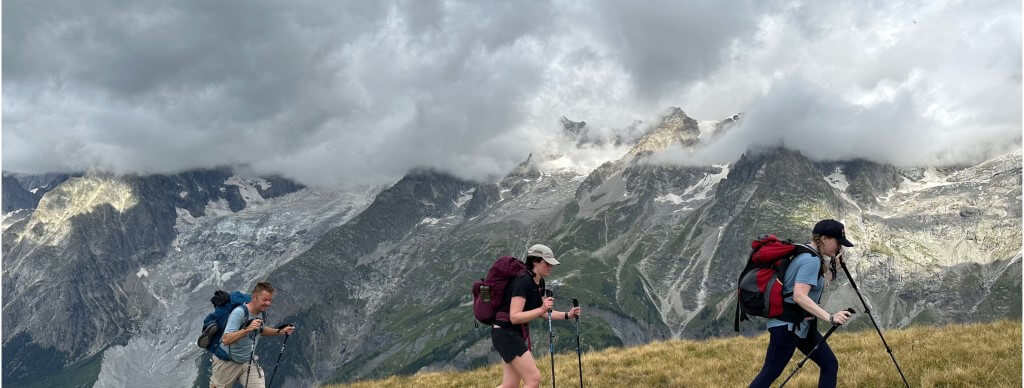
top-left (491, 325), bottom-right (529, 362)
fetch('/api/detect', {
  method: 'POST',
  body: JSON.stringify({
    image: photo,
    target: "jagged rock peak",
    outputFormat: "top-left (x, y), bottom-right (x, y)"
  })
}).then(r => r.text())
top-left (660, 107), bottom-right (693, 128)
top-left (628, 107), bottom-right (701, 156)
top-left (561, 116), bottom-right (588, 143)
top-left (714, 112), bottom-right (743, 134)
top-left (499, 154), bottom-right (543, 189)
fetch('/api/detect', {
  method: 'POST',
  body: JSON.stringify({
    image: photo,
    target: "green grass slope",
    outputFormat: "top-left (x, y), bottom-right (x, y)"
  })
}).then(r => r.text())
top-left (328, 320), bottom-right (1021, 388)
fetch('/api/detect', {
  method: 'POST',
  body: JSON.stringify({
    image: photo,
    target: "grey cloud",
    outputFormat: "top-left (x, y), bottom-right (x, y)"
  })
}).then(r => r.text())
top-left (3, 0), bottom-right (556, 185)
top-left (654, 0), bottom-right (1020, 167)
top-left (3, 0), bottom-right (1019, 186)
top-left (652, 77), bottom-right (1021, 167)
top-left (590, 0), bottom-right (765, 101)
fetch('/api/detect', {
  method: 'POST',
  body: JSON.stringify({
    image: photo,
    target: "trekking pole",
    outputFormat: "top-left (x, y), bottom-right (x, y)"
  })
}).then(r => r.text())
top-left (572, 298), bottom-right (583, 388)
top-left (779, 308), bottom-right (855, 388)
top-left (545, 289), bottom-right (556, 388)
top-left (267, 324), bottom-right (294, 388)
top-left (841, 262), bottom-right (910, 388)
top-left (245, 329), bottom-right (258, 388)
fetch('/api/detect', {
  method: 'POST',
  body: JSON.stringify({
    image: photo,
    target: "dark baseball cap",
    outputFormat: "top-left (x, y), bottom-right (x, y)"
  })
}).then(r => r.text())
top-left (813, 219), bottom-right (854, 247)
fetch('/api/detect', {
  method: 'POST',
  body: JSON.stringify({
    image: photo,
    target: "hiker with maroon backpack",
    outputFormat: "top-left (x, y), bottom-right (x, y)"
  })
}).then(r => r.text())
top-left (743, 219), bottom-right (855, 388)
top-left (472, 244), bottom-right (582, 388)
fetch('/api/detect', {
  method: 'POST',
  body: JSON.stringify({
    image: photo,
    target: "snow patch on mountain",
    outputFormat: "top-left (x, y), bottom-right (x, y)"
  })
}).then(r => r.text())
top-left (697, 120), bottom-right (718, 142)
top-left (824, 167), bottom-right (864, 211)
top-left (825, 168), bottom-right (850, 191)
top-left (899, 167), bottom-right (951, 192)
top-left (537, 159), bottom-right (587, 180)
top-left (654, 164), bottom-right (731, 206)
top-left (655, 193), bottom-right (687, 205)
top-left (687, 165), bottom-right (731, 201)
top-left (454, 189), bottom-right (475, 208)
top-left (255, 178), bottom-right (272, 191)
top-left (203, 198), bottom-right (236, 218)
top-left (225, 176), bottom-right (267, 205)
top-left (539, 149), bottom-right (627, 178)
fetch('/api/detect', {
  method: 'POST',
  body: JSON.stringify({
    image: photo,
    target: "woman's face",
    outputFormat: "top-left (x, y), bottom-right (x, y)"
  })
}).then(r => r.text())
top-left (535, 260), bottom-right (553, 277)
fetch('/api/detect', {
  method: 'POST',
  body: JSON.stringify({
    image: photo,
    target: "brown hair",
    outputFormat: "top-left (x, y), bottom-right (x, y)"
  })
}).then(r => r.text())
top-left (252, 281), bottom-right (275, 295)
top-left (811, 234), bottom-right (825, 253)
top-left (524, 256), bottom-right (544, 271)
top-left (811, 234), bottom-right (833, 282)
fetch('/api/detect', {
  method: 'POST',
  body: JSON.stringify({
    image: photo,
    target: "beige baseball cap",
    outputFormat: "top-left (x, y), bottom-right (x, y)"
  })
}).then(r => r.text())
top-left (527, 244), bottom-right (559, 265)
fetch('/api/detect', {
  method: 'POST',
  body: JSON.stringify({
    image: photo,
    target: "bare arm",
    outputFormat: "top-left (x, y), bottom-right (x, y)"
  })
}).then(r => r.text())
top-left (261, 324), bottom-right (296, 337)
top-left (549, 307), bottom-right (583, 320)
top-left (792, 283), bottom-right (830, 321)
top-left (261, 327), bottom-right (281, 337)
top-left (222, 319), bottom-right (262, 345)
top-left (509, 296), bottom-right (550, 324)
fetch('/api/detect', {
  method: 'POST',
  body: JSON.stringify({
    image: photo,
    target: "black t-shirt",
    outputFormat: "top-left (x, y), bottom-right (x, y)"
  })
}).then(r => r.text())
top-left (496, 274), bottom-right (544, 329)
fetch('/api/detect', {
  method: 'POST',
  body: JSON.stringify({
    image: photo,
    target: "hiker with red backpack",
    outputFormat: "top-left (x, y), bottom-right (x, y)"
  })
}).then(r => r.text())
top-left (744, 219), bottom-right (855, 388)
top-left (473, 244), bottom-right (582, 388)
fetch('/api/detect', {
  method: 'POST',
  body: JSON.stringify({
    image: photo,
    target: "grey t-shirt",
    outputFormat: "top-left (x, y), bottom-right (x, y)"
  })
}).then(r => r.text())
top-left (219, 305), bottom-right (265, 363)
top-left (766, 252), bottom-right (825, 338)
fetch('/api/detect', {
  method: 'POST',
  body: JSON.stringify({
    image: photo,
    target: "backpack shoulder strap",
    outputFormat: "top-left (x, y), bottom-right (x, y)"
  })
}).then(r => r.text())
top-left (237, 304), bottom-right (251, 330)
top-left (794, 244), bottom-right (832, 278)
top-left (782, 244), bottom-right (821, 278)
top-left (791, 244), bottom-right (818, 257)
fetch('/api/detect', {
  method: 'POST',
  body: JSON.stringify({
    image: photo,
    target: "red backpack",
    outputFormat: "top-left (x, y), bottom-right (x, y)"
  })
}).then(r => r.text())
top-left (734, 235), bottom-right (817, 331)
top-left (472, 256), bottom-right (529, 324)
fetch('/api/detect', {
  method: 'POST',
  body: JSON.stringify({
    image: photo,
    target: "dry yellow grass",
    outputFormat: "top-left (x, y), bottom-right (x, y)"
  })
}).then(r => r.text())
top-left (328, 320), bottom-right (1021, 388)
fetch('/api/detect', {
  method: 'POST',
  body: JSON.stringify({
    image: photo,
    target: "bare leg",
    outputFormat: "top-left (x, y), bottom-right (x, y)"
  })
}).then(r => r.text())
top-left (500, 359), bottom-right (520, 388)
top-left (507, 351), bottom-right (541, 388)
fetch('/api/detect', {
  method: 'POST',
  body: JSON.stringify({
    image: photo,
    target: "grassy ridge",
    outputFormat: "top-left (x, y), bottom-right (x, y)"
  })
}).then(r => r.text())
top-left (328, 320), bottom-right (1021, 388)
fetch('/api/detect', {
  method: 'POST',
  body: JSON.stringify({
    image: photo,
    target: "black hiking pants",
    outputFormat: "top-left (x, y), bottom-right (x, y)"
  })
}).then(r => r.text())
top-left (749, 323), bottom-right (838, 388)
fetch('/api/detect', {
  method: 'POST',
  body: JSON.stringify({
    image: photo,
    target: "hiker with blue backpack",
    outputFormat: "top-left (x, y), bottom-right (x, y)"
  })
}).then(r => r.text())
top-left (744, 219), bottom-right (855, 388)
top-left (473, 244), bottom-right (582, 388)
top-left (198, 281), bottom-right (295, 388)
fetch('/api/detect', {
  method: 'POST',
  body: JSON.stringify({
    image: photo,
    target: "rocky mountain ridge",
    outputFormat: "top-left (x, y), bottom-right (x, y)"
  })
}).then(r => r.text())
top-left (2, 109), bottom-right (1019, 387)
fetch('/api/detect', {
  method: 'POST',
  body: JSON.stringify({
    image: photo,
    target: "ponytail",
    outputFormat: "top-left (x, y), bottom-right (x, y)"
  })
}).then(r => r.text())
top-left (811, 234), bottom-right (834, 283)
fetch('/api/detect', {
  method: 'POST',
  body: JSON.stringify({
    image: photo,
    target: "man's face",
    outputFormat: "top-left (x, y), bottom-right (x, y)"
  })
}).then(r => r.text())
top-left (253, 290), bottom-right (274, 313)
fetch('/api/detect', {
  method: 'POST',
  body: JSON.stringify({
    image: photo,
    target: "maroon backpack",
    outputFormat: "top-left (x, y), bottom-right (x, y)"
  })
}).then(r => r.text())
top-left (473, 256), bottom-right (529, 324)
top-left (734, 235), bottom-right (817, 331)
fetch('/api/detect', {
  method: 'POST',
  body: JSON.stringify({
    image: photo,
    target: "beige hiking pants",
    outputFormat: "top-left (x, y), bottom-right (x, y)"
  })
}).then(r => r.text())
top-left (210, 355), bottom-right (265, 388)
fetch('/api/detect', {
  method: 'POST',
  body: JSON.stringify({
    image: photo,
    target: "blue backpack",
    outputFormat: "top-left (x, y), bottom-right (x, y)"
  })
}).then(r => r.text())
top-left (197, 290), bottom-right (251, 361)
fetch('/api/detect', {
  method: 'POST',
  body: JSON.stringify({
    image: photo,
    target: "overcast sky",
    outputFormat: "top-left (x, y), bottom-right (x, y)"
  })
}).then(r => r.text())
top-left (3, 0), bottom-right (1020, 186)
